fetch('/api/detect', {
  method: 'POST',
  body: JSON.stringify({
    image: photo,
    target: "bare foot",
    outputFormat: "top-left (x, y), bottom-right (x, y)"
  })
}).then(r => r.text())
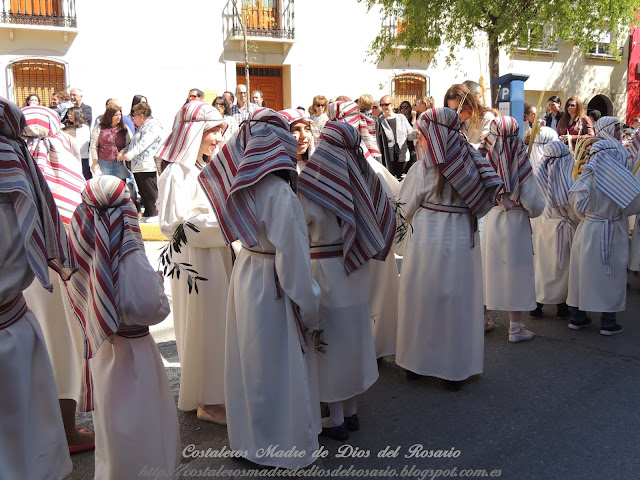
top-left (198, 403), bottom-right (227, 424)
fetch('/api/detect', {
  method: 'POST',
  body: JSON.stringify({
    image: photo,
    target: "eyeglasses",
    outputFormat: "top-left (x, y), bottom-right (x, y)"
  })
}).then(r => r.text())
top-left (380, 103), bottom-right (391, 107)
top-left (188, 95), bottom-right (198, 99)
top-left (567, 104), bottom-right (576, 107)
top-left (315, 104), bottom-right (326, 108)
top-left (400, 105), bottom-right (410, 110)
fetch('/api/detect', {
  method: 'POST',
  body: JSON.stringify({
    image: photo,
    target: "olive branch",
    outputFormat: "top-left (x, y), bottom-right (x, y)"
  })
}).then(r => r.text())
top-left (309, 328), bottom-right (328, 354)
top-left (158, 221), bottom-right (208, 294)
top-left (391, 198), bottom-right (412, 245)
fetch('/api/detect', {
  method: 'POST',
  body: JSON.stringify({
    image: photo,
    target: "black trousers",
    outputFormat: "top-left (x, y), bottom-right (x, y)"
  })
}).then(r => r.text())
top-left (81, 157), bottom-right (92, 180)
top-left (134, 171), bottom-right (158, 217)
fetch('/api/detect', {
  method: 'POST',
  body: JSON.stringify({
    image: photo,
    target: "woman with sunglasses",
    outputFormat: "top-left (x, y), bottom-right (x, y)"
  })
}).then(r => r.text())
top-left (399, 100), bottom-right (417, 167)
top-left (309, 94), bottom-right (329, 130)
top-left (213, 96), bottom-right (239, 141)
top-left (557, 97), bottom-right (594, 144)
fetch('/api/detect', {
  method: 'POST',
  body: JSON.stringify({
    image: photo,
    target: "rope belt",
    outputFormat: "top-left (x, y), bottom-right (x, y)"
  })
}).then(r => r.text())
top-left (116, 325), bottom-right (150, 339)
top-left (420, 201), bottom-right (477, 248)
top-left (583, 213), bottom-right (623, 275)
top-left (547, 215), bottom-right (576, 269)
top-left (309, 243), bottom-right (343, 259)
top-left (0, 293), bottom-right (28, 331)
top-left (243, 247), bottom-right (308, 353)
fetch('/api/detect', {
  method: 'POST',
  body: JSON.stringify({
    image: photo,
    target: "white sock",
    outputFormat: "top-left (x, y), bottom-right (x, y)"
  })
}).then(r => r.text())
top-left (342, 397), bottom-right (357, 417)
top-left (322, 402), bottom-right (344, 428)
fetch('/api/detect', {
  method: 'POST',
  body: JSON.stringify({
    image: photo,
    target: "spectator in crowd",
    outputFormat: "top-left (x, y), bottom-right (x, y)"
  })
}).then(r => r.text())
top-left (223, 90), bottom-right (235, 106)
top-left (309, 94), bottom-right (329, 130)
top-left (127, 95), bottom-right (148, 131)
top-left (24, 94), bottom-right (40, 107)
top-left (118, 102), bottom-right (163, 223)
top-left (67, 106), bottom-right (92, 180)
top-left (63, 88), bottom-right (92, 127)
top-left (378, 95), bottom-right (418, 178)
top-left (463, 80), bottom-right (484, 105)
top-left (185, 88), bottom-right (204, 105)
top-left (357, 93), bottom-right (375, 118)
top-left (543, 95), bottom-right (563, 131)
top-left (231, 84), bottom-right (257, 124)
top-left (251, 90), bottom-right (265, 107)
top-left (399, 100), bottom-right (417, 165)
top-left (213, 95), bottom-right (239, 140)
top-left (588, 109), bottom-right (602, 124)
top-left (523, 104), bottom-right (537, 137)
top-left (50, 91), bottom-right (73, 120)
top-left (557, 97), bottom-right (594, 144)
top-left (413, 96), bottom-right (434, 119)
top-left (632, 117), bottom-right (640, 130)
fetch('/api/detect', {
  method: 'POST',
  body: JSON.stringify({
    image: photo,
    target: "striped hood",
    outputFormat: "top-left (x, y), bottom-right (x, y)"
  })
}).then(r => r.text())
top-left (298, 121), bottom-right (395, 274)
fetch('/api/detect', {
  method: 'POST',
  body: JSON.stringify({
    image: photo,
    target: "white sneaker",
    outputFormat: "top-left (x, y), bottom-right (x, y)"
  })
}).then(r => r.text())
top-left (509, 326), bottom-right (535, 343)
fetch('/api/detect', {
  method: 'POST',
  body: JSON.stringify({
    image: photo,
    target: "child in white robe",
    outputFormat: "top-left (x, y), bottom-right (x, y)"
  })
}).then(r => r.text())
top-left (199, 108), bottom-right (322, 469)
top-left (567, 140), bottom-right (640, 335)
top-left (479, 116), bottom-right (545, 342)
top-left (297, 120), bottom-right (395, 439)
top-left (67, 175), bottom-right (180, 479)
top-left (0, 97), bottom-right (72, 480)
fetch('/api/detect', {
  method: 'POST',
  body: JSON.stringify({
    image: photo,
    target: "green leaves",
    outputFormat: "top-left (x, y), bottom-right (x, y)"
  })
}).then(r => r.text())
top-left (158, 221), bottom-right (208, 295)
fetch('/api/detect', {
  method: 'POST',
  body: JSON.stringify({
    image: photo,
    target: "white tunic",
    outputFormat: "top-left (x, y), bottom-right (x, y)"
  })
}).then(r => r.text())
top-left (395, 161), bottom-right (484, 380)
top-left (481, 176), bottom-right (545, 311)
top-left (23, 270), bottom-right (86, 407)
top-left (0, 194), bottom-right (72, 480)
top-left (533, 205), bottom-right (580, 304)
top-left (628, 167), bottom-right (640, 271)
top-left (91, 249), bottom-right (180, 480)
top-left (299, 195), bottom-right (378, 401)
top-left (567, 178), bottom-right (640, 312)
top-left (158, 162), bottom-right (233, 410)
top-left (225, 175), bottom-right (322, 469)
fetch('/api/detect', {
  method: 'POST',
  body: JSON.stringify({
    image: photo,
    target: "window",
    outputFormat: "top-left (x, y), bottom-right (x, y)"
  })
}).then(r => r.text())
top-left (11, 59), bottom-right (66, 107)
top-left (1, 0), bottom-right (76, 27)
top-left (393, 73), bottom-right (429, 106)
top-left (242, 0), bottom-right (277, 31)
top-left (516, 27), bottom-right (558, 52)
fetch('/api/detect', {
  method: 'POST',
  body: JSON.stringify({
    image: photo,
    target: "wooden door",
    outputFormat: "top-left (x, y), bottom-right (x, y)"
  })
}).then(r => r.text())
top-left (236, 65), bottom-right (284, 112)
top-left (242, 0), bottom-right (277, 31)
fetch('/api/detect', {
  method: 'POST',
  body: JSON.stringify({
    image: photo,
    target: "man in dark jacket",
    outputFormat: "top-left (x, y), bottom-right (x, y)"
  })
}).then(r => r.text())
top-left (543, 95), bottom-right (563, 132)
top-left (63, 87), bottom-right (92, 126)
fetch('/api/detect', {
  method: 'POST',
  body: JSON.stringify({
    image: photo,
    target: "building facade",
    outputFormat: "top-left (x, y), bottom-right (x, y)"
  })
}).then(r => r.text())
top-left (0, 0), bottom-right (632, 129)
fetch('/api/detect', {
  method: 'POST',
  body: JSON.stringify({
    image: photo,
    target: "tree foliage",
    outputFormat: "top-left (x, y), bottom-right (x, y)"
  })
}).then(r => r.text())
top-left (359, 0), bottom-right (638, 104)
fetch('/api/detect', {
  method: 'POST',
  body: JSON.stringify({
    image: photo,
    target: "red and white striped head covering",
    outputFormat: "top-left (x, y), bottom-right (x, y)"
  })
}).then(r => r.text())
top-left (416, 107), bottom-right (502, 217)
top-left (480, 116), bottom-right (533, 210)
top-left (198, 107), bottom-right (298, 247)
top-left (156, 101), bottom-right (227, 168)
top-left (0, 97), bottom-right (76, 291)
top-left (67, 175), bottom-right (143, 359)
top-left (21, 106), bottom-right (85, 225)
top-left (298, 121), bottom-right (396, 274)
top-left (329, 101), bottom-right (380, 157)
top-left (278, 108), bottom-right (320, 158)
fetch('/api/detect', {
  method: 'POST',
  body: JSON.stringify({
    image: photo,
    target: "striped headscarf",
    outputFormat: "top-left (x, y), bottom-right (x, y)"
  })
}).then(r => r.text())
top-left (21, 106), bottom-right (85, 225)
top-left (0, 97), bottom-right (75, 291)
top-left (278, 108), bottom-right (320, 158)
top-left (481, 116), bottom-right (533, 210)
top-left (529, 126), bottom-right (558, 171)
top-left (627, 128), bottom-right (640, 172)
top-left (298, 121), bottom-right (396, 274)
top-left (594, 116), bottom-right (631, 169)
top-left (570, 140), bottom-right (640, 273)
top-left (155, 101), bottom-right (227, 168)
top-left (67, 175), bottom-right (143, 359)
top-left (329, 101), bottom-right (380, 157)
top-left (198, 108), bottom-right (298, 247)
top-left (416, 107), bottom-right (502, 218)
top-left (537, 141), bottom-right (576, 268)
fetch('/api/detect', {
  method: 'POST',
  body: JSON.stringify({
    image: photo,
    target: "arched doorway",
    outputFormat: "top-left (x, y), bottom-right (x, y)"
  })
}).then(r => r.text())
top-left (587, 94), bottom-right (612, 117)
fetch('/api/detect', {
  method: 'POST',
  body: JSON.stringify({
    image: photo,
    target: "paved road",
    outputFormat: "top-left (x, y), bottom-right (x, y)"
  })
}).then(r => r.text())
top-left (67, 241), bottom-right (640, 479)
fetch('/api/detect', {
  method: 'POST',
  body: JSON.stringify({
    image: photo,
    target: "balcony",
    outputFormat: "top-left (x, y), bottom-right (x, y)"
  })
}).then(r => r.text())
top-left (0, 0), bottom-right (76, 28)
top-left (230, 0), bottom-right (294, 41)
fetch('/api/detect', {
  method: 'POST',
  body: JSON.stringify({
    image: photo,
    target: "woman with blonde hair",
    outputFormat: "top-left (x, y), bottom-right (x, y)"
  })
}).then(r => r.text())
top-left (444, 84), bottom-right (495, 149)
top-left (557, 97), bottom-right (594, 144)
top-left (309, 94), bottom-right (329, 130)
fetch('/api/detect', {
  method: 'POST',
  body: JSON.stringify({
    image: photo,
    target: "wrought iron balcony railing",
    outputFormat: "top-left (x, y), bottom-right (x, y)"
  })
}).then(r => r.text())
top-left (0, 0), bottom-right (76, 28)
top-left (230, 0), bottom-right (294, 40)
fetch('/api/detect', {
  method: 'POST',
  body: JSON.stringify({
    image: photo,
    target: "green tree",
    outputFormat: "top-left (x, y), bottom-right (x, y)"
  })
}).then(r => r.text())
top-left (359, 0), bottom-right (638, 105)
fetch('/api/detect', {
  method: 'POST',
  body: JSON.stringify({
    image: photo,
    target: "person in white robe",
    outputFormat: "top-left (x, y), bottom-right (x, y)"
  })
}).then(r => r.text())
top-left (20, 105), bottom-right (95, 452)
top-left (198, 108), bottom-right (322, 469)
top-left (532, 141), bottom-right (580, 314)
top-left (479, 116), bottom-right (545, 342)
top-left (0, 97), bottom-right (72, 480)
top-left (156, 101), bottom-right (233, 423)
top-left (566, 140), bottom-right (640, 335)
top-left (329, 101), bottom-right (401, 358)
top-left (297, 120), bottom-right (395, 439)
top-left (396, 107), bottom-right (502, 386)
top-left (67, 175), bottom-right (179, 479)
top-left (528, 128), bottom-right (570, 319)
